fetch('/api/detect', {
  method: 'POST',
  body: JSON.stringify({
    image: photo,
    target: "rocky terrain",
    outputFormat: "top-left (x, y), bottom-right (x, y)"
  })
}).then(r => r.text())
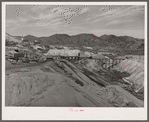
top-left (5, 33), bottom-right (144, 107)
top-left (114, 58), bottom-right (144, 93)
top-left (14, 33), bottom-right (144, 55)
top-left (5, 60), bottom-right (143, 107)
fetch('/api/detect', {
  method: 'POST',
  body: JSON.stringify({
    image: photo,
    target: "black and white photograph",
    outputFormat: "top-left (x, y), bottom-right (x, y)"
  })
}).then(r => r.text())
top-left (2, 1), bottom-right (148, 120)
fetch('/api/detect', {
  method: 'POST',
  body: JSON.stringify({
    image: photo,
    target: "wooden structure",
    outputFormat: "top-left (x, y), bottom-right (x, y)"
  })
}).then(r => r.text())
top-left (46, 55), bottom-right (126, 70)
top-left (14, 53), bottom-right (25, 61)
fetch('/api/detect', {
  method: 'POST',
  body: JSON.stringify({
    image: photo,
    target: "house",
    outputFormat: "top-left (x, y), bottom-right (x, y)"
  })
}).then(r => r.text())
top-left (22, 39), bottom-right (30, 46)
top-left (34, 40), bottom-right (40, 45)
top-left (78, 51), bottom-right (90, 58)
top-left (14, 53), bottom-right (25, 61)
top-left (45, 55), bottom-right (53, 59)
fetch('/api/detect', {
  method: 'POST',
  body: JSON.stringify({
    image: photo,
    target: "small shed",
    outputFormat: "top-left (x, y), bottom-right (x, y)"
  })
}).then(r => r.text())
top-left (45, 55), bottom-right (53, 59)
top-left (14, 53), bottom-right (25, 61)
top-left (34, 40), bottom-right (40, 45)
top-left (22, 39), bottom-right (30, 45)
top-left (78, 52), bottom-right (89, 58)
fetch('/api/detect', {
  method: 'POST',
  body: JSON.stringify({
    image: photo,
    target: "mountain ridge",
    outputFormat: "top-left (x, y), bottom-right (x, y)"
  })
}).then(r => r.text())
top-left (6, 33), bottom-right (144, 55)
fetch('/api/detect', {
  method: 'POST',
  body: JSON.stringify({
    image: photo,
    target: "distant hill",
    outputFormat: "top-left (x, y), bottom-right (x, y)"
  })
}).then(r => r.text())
top-left (6, 33), bottom-right (144, 55)
top-left (24, 35), bottom-right (39, 42)
top-left (5, 33), bottom-right (21, 46)
top-left (38, 33), bottom-right (100, 47)
top-left (98, 34), bottom-right (144, 55)
top-left (6, 33), bottom-right (21, 43)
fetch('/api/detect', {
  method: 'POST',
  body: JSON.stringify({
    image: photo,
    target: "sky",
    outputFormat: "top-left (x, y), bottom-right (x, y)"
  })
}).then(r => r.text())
top-left (6, 5), bottom-right (145, 38)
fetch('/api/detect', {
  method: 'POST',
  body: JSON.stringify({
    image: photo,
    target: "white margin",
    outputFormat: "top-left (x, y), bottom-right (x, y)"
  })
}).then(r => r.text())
top-left (2, 2), bottom-right (148, 120)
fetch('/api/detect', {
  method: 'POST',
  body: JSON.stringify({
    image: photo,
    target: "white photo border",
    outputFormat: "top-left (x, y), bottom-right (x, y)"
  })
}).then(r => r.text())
top-left (2, 2), bottom-right (148, 120)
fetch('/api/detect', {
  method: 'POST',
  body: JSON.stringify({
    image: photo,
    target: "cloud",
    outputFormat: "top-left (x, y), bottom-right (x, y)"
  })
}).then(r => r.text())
top-left (31, 5), bottom-right (49, 12)
top-left (36, 18), bottom-right (63, 27)
top-left (17, 6), bottom-right (63, 27)
top-left (84, 16), bottom-right (92, 23)
top-left (106, 6), bottom-right (144, 19)
top-left (89, 29), bottom-right (144, 38)
top-left (14, 5), bottom-right (90, 26)
top-left (50, 18), bottom-right (62, 23)
top-left (80, 7), bottom-right (89, 14)
top-left (6, 5), bottom-right (144, 38)
top-left (106, 19), bottom-right (134, 26)
top-left (51, 7), bottom-right (64, 13)
top-left (92, 5), bottom-right (144, 23)
top-left (6, 19), bottom-right (17, 28)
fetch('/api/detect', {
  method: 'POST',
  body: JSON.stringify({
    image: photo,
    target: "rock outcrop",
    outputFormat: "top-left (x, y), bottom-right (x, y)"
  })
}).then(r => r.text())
top-left (114, 59), bottom-right (144, 92)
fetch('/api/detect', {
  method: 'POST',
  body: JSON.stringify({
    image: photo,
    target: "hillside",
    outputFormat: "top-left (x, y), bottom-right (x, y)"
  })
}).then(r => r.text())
top-left (99, 35), bottom-right (144, 55)
top-left (5, 33), bottom-right (144, 107)
top-left (6, 33), bottom-right (20, 43)
top-left (113, 58), bottom-right (144, 92)
top-left (39, 33), bottom-right (101, 48)
top-left (5, 60), bottom-right (144, 107)
top-left (6, 33), bottom-right (144, 55)
top-left (24, 35), bottom-right (39, 42)
top-left (20, 33), bottom-right (144, 55)
top-left (6, 33), bottom-right (21, 46)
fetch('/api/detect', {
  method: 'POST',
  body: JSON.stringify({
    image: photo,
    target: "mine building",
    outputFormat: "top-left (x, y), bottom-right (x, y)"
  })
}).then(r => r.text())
top-left (78, 52), bottom-right (90, 58)
top-left (22, 39), bottom-right (30, 46)
top-left (34, 40), bottom-right (40, 45)
top-left (14, 52), bottom-right (25, 61)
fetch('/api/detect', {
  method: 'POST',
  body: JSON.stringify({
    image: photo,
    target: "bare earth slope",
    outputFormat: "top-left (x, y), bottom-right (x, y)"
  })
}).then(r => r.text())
top-left (5, 60), bottom-right (143, 107)
top-left (6, 33), bottom-right (20, 43)
top-left (113, 59), bottom-right (144, 92)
